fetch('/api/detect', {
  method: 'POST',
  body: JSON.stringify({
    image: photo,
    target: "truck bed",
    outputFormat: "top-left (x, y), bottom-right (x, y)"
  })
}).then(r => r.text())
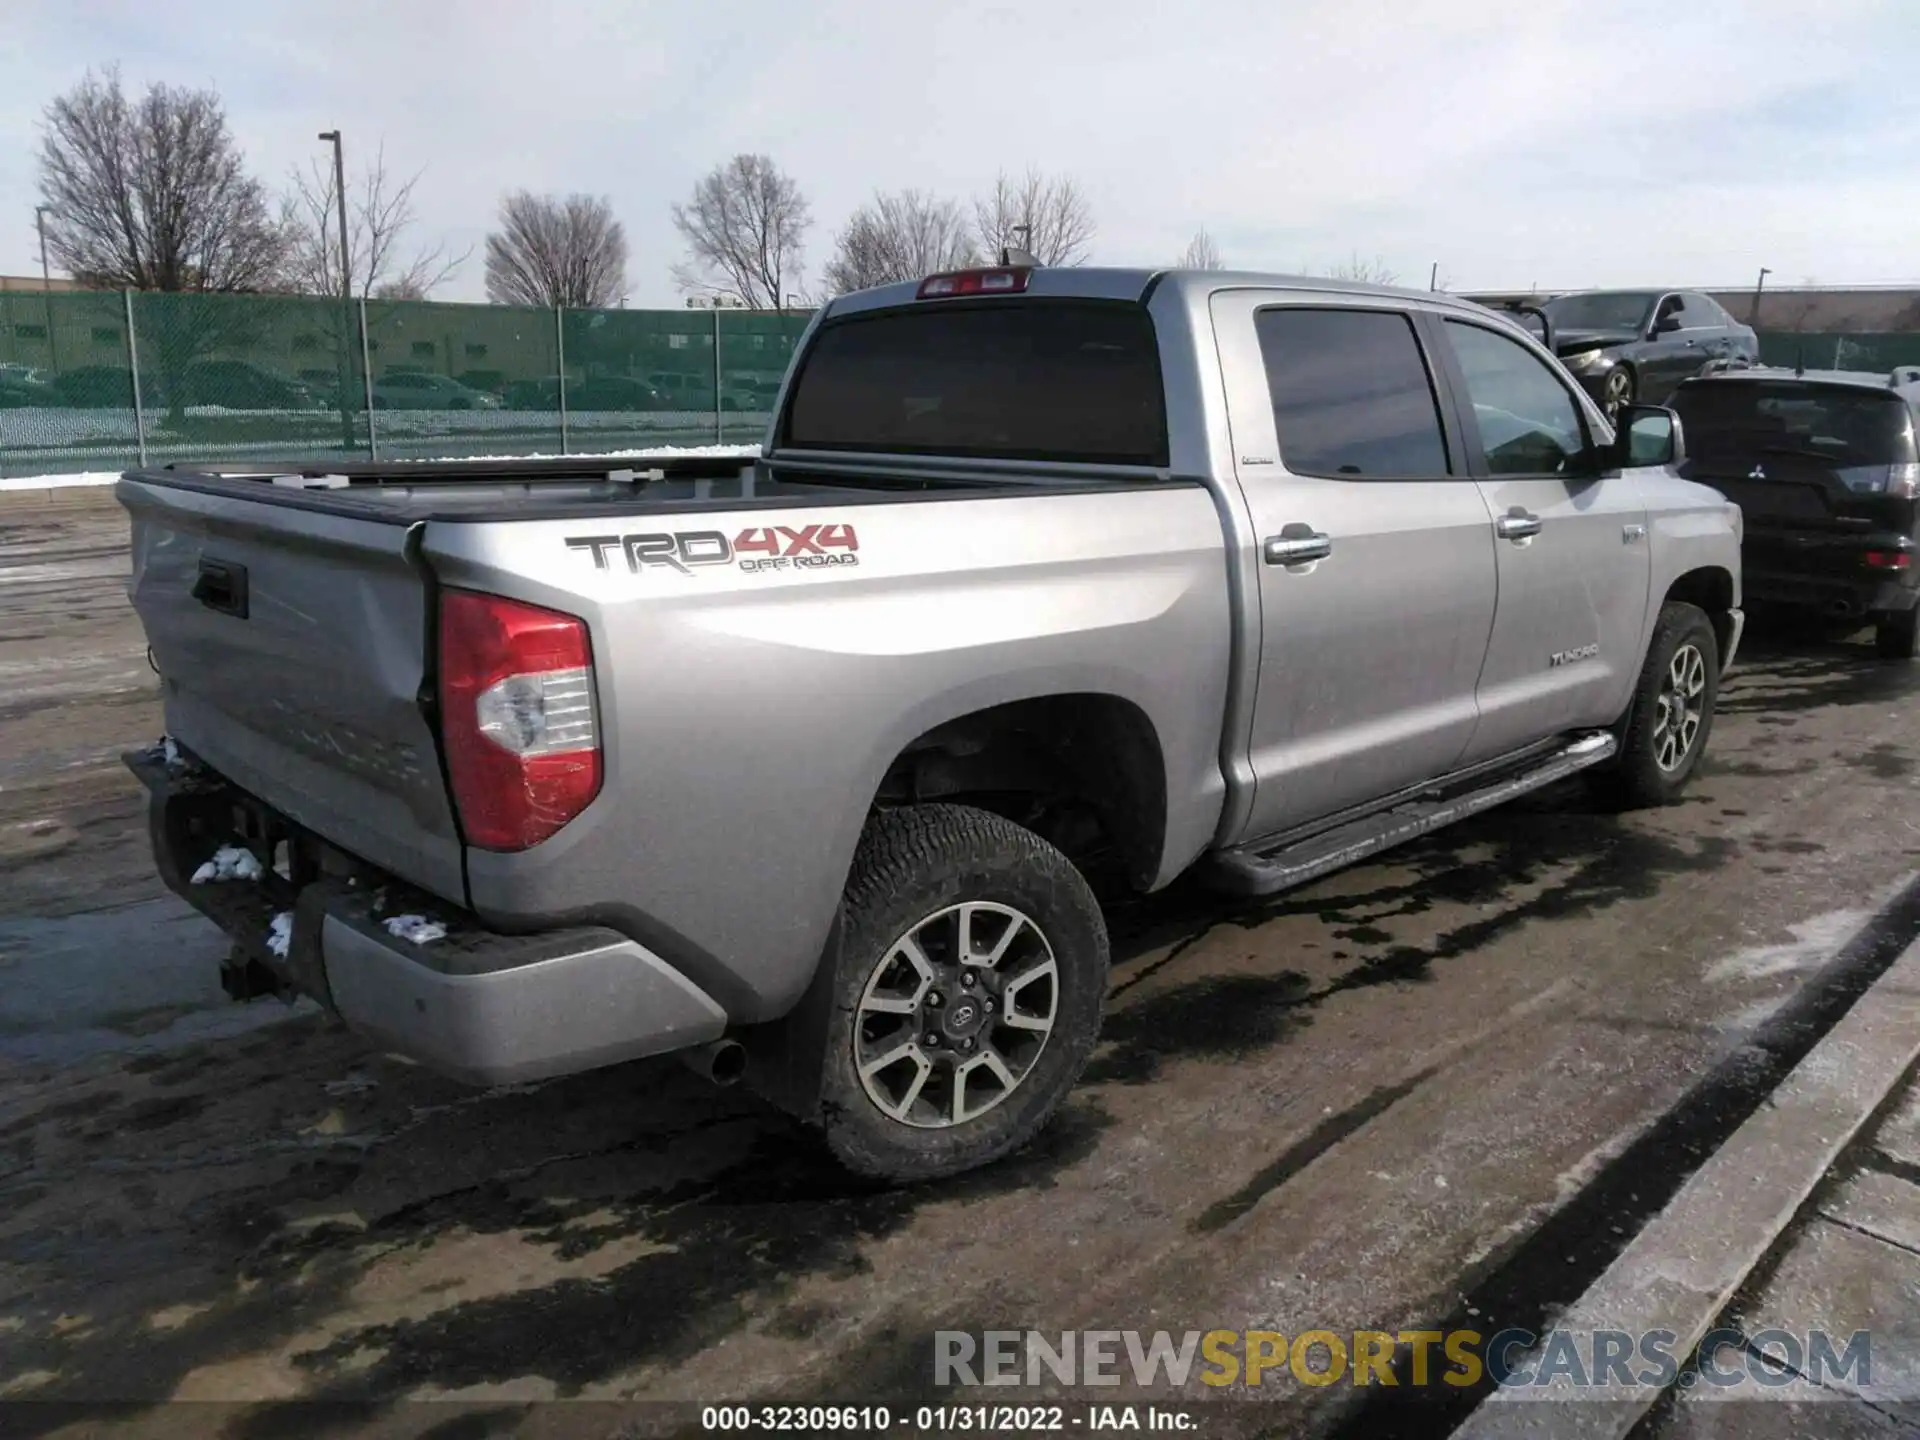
top-left (125, 453), bottom-right (1172, 524)
top-left (118, 451), bottom-right (1233, 1021)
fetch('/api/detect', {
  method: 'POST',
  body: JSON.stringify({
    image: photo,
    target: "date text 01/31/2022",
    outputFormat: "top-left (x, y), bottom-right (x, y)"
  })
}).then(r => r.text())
top-left (699, 1403), bottom-right (1198, 1431)
top-left (566, 522), bottom-right (863, 576)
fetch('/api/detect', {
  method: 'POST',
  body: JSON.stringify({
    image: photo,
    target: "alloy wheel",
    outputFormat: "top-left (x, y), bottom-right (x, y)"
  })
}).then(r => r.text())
top-left (1653, 642), bottom-right (1707, 772)
top-left (853, 902), bottom-right (1059, 1129)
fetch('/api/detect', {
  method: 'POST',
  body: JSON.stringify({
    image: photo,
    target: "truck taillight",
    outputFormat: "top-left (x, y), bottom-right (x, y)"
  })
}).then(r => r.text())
top-left (438, 589), bottom-right (601, 852)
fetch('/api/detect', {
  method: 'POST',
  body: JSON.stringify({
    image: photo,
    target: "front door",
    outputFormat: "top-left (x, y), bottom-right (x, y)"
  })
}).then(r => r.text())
top-left (1212, 294), bottom-right (1500, 841)
top-left (1427, 315), bottom-right (1652, 763)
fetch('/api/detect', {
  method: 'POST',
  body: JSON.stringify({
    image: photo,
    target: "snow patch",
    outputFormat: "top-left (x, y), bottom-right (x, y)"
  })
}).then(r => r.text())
top-left (0, 445), bottom-right (758, 492)
top-left (382, 914), bottom-right (447, 945)
top-left (1704, 909), bottom-right (1865, 984)
top-left (0, 470), bottom-right (123, 493)
top-left (191, 845), bottom-right (262, 884)
top-left (267, 912), bottom-right (294, 958)
top-left (162, 737), bottom-right (181, 767)
top-left (1565, 733), bottom-right (1612, 756)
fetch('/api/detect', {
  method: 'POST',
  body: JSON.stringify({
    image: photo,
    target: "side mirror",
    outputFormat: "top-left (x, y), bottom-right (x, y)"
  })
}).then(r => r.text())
top-left (1618, 404), bottom-right (1686, 467)
top-left (1652, 312), bottom-right (1684, 336)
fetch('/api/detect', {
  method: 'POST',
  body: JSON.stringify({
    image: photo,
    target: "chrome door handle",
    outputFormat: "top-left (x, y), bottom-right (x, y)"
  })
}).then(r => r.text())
top-left (1264, 526), bottom-right (1332, 565)
top-left (1495, 509), bottom-right (1543, 541)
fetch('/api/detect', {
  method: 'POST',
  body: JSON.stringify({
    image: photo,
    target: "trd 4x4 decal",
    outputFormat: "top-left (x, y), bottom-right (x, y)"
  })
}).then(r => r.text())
top-left (565, 523), bottom-right (860, 576)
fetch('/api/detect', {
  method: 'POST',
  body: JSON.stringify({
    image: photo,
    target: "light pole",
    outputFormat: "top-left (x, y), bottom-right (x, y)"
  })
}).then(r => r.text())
top-left (33, 205), bottom-right (52, 288)
top-left (317, 130), bottom-right (357, 448)
top-left (317, 131), bottom-right (351, 301)
top-left (1751, 267), bottom-right (1772, 329)
top-left (33, 205), bottom-right (56, 370)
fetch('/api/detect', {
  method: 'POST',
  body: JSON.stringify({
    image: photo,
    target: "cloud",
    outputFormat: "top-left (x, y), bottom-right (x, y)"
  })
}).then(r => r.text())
top-left (2, 0), bottom-right (1917, 303)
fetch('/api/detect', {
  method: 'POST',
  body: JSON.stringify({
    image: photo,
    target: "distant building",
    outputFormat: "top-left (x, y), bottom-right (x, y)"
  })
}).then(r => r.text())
top-left (0, 275), bottom-right (87, 294)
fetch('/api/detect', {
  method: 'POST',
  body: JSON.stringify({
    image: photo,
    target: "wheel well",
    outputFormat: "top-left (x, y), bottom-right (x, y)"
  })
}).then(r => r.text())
top-left (1665, 565), bottom-right (1736, 660)
top-left (874, 694), bottom-right (1167, 894)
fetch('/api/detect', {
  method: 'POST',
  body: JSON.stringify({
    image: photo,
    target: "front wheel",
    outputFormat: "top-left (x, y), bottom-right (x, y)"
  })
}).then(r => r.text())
top-left (1601, 366), bottom-right (1636, 423)
top-left (1876, 608), bottom-right (1920, 661)
top-left (1588, 601), bottom-right (1719, 810)
top-left (816, 804), bottom-right (1108, 1183)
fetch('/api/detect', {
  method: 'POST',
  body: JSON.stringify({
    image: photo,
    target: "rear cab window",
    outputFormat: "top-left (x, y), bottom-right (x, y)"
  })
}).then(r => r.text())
top-left (780, 299), bottom-right (1168, 466)
top-left (1671, 380), bottom-right (1918, 489)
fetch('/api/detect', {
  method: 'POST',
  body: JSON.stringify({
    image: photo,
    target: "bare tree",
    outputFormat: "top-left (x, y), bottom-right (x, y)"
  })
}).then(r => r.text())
top-left (671, 155), bottom-right (810, 308)
top-left (822, 190), bottom-right (976, 295)
top-left (37, 66), bottom-right (289, 292)
top-left (484, 192), bottom-right (628, 308)
top-left (1176, 229), bottom-right (1224, 270)
top-left (972, 169), bottom-right (1095, 266)
top-left (283, 143), bottom-right (464, 301)
top-left (1324, 251), bottom-right (1399, 286)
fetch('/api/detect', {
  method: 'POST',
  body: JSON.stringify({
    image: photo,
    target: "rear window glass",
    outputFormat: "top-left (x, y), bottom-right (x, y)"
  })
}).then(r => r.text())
top-left (781, 300), bottom-right (1168, 466)
top-left (1671, 381), bottom-right (1917, 470)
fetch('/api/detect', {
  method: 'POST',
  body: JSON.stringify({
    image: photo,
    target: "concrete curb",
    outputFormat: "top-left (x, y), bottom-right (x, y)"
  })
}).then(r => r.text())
top-left (1454, 931), bottom-right (1920, 1440)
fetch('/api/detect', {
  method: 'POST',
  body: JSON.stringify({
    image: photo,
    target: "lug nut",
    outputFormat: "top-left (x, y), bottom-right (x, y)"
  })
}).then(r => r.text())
top-left (960, 1037), bottom-right (974, 1052)
top-left (924, 1032), bottom-right (941, 1047)
top-left (961, 972), bottom-right (976, 989)
top-left (926, 990), bottom-right (944, 1008)
top-left (983, 997), bottom-right (995, 1013)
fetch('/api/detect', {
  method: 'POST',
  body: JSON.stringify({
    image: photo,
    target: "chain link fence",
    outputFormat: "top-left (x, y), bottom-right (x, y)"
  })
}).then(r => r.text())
top-left (0, 290), bottom-right (813, 478)
top-left (7, 289), bottom-right (1920, 479)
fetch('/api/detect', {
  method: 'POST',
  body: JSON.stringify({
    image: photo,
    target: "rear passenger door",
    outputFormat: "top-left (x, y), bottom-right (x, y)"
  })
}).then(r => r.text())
top-left (1212, 294), bottom-right (1500, 839)
top-left (1429, 316), bottom-right (1651, 762)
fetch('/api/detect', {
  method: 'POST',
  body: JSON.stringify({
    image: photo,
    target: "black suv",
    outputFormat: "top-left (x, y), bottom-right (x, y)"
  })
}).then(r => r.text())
top-left (1541, 290), bottom-right (1759, 420)
top-left (1669, 366), bottom-right (1920, 658)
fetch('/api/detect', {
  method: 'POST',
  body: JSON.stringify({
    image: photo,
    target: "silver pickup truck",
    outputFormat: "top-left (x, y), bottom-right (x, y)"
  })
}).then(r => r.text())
top-left (119, 266), bottom-right (1743, 1180)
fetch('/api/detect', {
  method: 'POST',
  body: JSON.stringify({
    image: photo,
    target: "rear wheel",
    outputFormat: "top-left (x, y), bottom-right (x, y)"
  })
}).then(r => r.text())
top-left (816, 804), bottom-right (1108, 1183)
top-left (1588, 601), bottom-right (1719, 810)
top-left (1875, 608), bottom-right (1920, 661)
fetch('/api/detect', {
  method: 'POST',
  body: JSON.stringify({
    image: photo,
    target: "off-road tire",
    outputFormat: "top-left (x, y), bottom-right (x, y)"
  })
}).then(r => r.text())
top-left (1875, 607), bottom-right (1920, 661)
top-left (816, 804), bottom-right (1108, 1183)
top-left (1588, 601), bottom-right (1719, 810)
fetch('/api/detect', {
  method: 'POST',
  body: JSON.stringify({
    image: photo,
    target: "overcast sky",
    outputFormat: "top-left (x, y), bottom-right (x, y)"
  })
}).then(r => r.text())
top-left (3, 0), bottom-right (1916, 307)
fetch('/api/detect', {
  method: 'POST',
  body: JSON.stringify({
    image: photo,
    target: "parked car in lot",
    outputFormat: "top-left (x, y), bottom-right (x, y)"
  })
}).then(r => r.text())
top-left (1541, 290), bottom-right (1759, 420)
top-left (0, 367), bottom-right (54, 408)
top-left (643, 371), bottom-right (716, 410)
top-left (371, 371), bottom-right (503, 410)
top-left (567, 374), bottom-right (667, 410)
top-left (1671, 365), bottom-right (1920, 658)
top-left (49, 365), bottom-right (136, 408)
top-left (117, 266), bottom-right (1742, 1181)
top-left (177, 360), bottom-right (321, 411)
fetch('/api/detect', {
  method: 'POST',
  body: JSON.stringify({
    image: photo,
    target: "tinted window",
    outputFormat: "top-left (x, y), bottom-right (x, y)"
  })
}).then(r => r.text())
top-left (1543, 292), bottom-right (1656, 331)
top-left (1444, 320), bottom-right (1587, 476)
top-left (783, 300), bottom-right (1167, 465)
top-left (1671, 381), bottom-right (1918, 481)
top-left (1685, 294), bottom-right (1726, 327)
top-left (1255, 308), bottom-right (1450, 477)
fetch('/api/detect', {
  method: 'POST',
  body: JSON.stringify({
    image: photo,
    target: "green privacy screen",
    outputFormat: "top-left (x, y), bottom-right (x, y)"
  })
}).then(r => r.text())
top-left (10, 287), bottom-right (1915, 480)
top-left (0, 290), bottom-right (813, 478)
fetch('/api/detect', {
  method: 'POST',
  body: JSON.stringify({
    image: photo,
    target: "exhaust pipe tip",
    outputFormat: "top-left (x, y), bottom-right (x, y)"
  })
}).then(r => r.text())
top-left (681, 1037), bottom-right (748, 1087)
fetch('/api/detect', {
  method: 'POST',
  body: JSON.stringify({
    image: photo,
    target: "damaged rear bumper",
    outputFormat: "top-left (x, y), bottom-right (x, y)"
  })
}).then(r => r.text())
top-left (126, 742), bottom-right (727, 1086)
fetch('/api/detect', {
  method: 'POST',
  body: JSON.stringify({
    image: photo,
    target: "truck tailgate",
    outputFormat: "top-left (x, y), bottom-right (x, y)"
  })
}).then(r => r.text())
top-left (119, 476), bottom-right (465, 903)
